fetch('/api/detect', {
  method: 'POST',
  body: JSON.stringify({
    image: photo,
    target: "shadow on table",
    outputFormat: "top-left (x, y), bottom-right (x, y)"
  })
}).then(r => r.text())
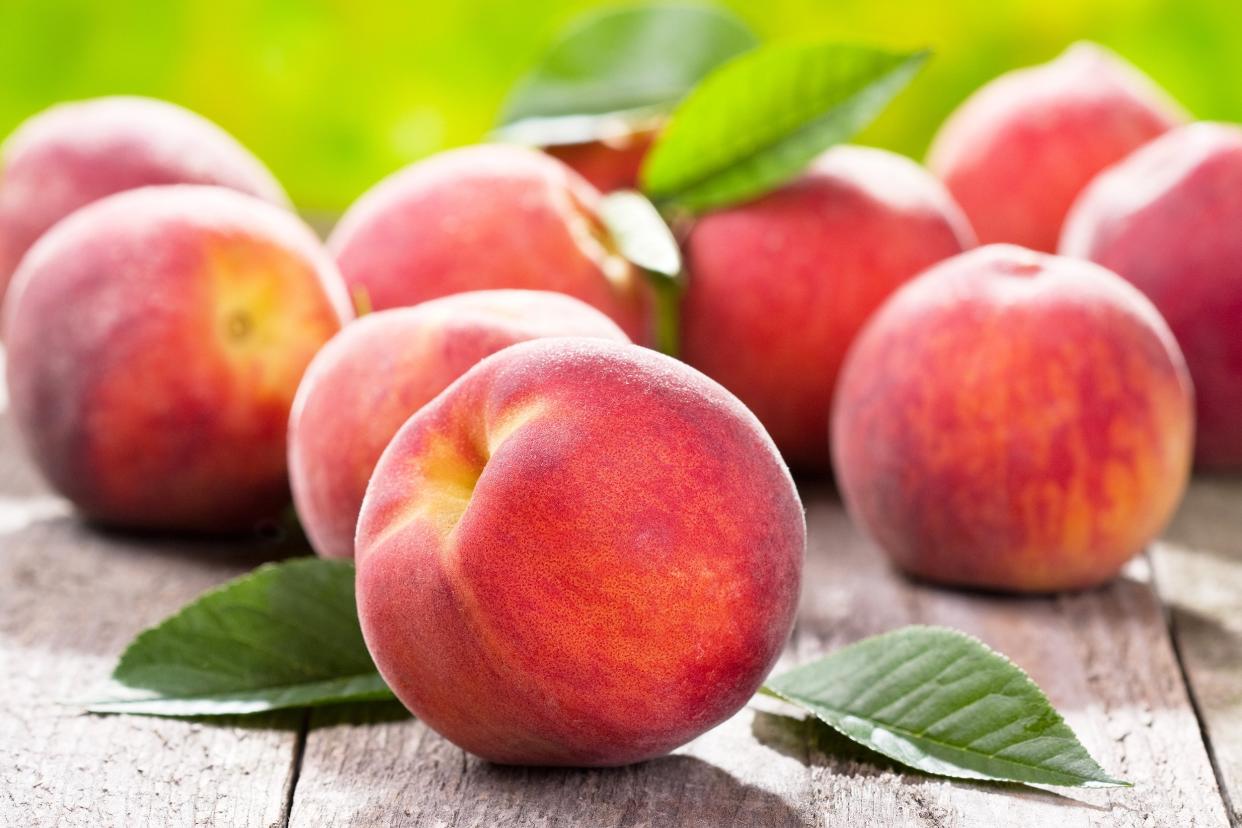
top-left (301, 702), bottom-right (813, 827)
top-left (1153, 473), bottom-right (1242, 568)
top-left (1, 507), bottom-right (308, 661)
top-left (1165, 602), bottom-right (1240, 671)
top-left (472, 752), bottom-right (814, 828)
top-left (85, 507), bottom-right (312, 566)
top-left (308, 699), bottom-right (412, 728)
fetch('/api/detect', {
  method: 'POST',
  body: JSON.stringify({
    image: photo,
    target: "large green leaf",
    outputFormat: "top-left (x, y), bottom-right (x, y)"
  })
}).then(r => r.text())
top-left (87, 558), bottom-right (395, 716)
top-left (497, 4), bottom-right (757, 145)
top-left (641, 43), bottom-right (928, 213)
top-left (762, 626), bottom-right (1127, 788)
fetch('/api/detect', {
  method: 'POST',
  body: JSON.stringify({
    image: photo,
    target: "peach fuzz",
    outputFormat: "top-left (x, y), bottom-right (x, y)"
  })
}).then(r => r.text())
top-left (0, 96), bottom-right (289, 301)
top-left (288, 290), bottom-right (629, 560)
top-left (928, 42), bottom-right (1185, 252)
top-left (328, 144), bottom-right (651, 343)
top-left (1061, 122), bottom-right (1242, 469)
top-left (4, 185), bottom-right (351, 532)
top-left (355, 338), bottom-right (804, 766)
top-left (680, 145), bottom-right (975, 470)
top-left (832, 245), bottom-right (1193, 593)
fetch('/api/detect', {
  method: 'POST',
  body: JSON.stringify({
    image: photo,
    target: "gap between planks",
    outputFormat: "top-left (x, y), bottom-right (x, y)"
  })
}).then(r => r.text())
top-left (1150, 476), bottom-right (1242, 827)
top-left (280, 713), bottom-right (312, 828)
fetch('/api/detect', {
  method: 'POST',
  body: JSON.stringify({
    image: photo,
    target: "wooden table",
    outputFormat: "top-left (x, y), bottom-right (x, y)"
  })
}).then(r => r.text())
top-left (2, 398), bottom-right (1239, 828)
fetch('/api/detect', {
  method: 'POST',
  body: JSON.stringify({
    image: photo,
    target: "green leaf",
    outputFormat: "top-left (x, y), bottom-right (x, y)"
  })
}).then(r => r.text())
top-left (599, 189), bottom-right (684, 356)
top-left (762, 626), bottom-right (1128, 789)
top-left (87, 558), bottom-right (395, 717)
top-left (497, 4), bottom-right (757, 145)
top-left (641, 43), bottom-right (929, 213)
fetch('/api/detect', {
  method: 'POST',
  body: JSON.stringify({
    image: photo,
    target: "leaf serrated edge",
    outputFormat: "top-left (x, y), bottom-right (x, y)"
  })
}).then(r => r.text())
top-left (110, 557), bottom-right (355, 686)
top-left (641, 44), bottom-right (929, 213)
top-left (762, 625), bottom-right (1131, 789)
top-left (668, 50), bottom-right (929, 213)
top-left (498, 5), bottom-right (758, 127)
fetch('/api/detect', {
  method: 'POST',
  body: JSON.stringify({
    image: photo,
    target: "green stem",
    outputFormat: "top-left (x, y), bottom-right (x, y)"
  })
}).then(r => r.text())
top-left (647, 269), bottom-right (684, 357)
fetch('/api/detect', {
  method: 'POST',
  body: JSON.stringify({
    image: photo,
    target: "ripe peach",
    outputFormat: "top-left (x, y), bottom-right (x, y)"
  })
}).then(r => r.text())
top-left (680, 145), bottom-right (975, 470)
top-left (328, 145), bottom-right (650, 342)
top-left (4, 185), bottom-right (351, 531)
top-left (1061, 122), bottom-right (1242, 469)
top-left (288, 290), bottom-right (629, 560)
top-left (544, 126), bottom-right (656, 192)
top-left (832, 245), bottom-right (1193, 592)
top-left (355, 338), bottom-right (804, 766)
top-left (0, 96), bottom-right (289, 301)
top-left (928, 42), bottom-right (1185, 252)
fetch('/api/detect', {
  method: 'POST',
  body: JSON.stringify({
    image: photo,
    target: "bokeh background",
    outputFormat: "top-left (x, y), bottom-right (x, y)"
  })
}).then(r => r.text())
top-left (3, 0), bottom-right (1240, 212)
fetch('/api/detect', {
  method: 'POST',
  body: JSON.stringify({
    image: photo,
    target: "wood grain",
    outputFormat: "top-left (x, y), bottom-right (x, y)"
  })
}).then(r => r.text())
top-left (288, 484), bottom-right (1231, 828)
top-left (1151, 477), bottom-right (1242, 826)
top-left (0, 411), bottom-right (304, 828)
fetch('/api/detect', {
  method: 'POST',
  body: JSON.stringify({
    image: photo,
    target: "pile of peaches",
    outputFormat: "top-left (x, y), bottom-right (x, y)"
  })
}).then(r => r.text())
top-left (2, 42), bottom-right (1237, 767)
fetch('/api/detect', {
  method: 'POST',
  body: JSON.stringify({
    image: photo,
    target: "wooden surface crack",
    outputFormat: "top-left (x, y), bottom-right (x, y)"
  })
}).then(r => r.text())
top-left (280, 711), bottom-right (312, 828)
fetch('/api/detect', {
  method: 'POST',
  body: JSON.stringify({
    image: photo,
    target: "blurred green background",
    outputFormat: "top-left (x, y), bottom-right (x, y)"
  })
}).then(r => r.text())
top-left (3, 0), bottom-right (1240, 212)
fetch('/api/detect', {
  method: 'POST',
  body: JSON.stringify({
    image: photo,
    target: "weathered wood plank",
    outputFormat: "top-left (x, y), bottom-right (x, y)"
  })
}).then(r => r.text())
top-left (1151, 477), bottom-right (1242, 826)
top-left (288, 484), bottom-right (1230, 827)
top-left (0, 410), bottom-right (304, 828)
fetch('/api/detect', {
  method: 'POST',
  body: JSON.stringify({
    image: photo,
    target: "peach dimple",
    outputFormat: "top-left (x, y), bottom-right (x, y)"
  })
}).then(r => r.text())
top-left (288, 289), bottom-right (629, 559)
top-left (355, 338), bottom-right (804, 766)
top-left (4, 185), bottom-right (350, 532)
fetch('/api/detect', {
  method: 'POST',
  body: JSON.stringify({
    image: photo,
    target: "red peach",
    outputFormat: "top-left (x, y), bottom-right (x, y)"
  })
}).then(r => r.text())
top-left (355, 338), bottom-right (804, 766)
top-left (288, 289), bottom-right (629, 560)
top-left (832, 245), bottom-right (1193, 592)
top-left (4, 185), bottom-right (351, 531)
top-left (1061, 122), bottom-right (1242, 469)
top-left (0, 96), bottom-right (289, 301)
top-left (681, 145), bottom-right (975, 470)
top-left (328, 145), bottom-right (651, 342)
top-left (544, 126), bottom-right (656, 192)
top-left (928, 42), bottom-right (1185, 252)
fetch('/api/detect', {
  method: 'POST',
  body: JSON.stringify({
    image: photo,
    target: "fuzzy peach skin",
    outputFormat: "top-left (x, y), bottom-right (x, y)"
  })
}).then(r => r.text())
top-left (832, 245), bottom-right (1193, 592)
top-left (0, 96), bottom-right (289, 301)
top-left (288, 290), bottom-right (629, 559)
top-left (355, 338), bottom-right (804, 766)
top-left (1061, 122), bottom-right (1242, 469)
top-left (544, 126), bottom-right (657, 193)
top-left (681, 145), bottom-right (975, 470)
top-left (3, 185), bottom-right (351, 531)
top-left (328, 144), bottom-right (650, 342)
top-left (928, 42), bottom-right (1185, 252)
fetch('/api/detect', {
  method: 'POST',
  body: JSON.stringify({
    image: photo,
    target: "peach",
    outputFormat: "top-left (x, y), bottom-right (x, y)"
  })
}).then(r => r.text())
top-left (832, 245), bottom-right (1193, 592)
top-left (4, 185), bottom-right (351, 532)
top-left (680, 145), bottom-right (975, 470)
top-left (0, 96), bottom-right (289, 301)
top-left (288, 290), bottom-right (629, 560)
top-left (544, 126), bottom-right (656, 192)
top-left (928, 42), bottom-right (1185, 252)
top-left (1061, 122), bottom-right (1242, 469)
top-left (328, 145), bottom-right (650, 342)
top-left (355, 338), bottom-right (804, 766)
